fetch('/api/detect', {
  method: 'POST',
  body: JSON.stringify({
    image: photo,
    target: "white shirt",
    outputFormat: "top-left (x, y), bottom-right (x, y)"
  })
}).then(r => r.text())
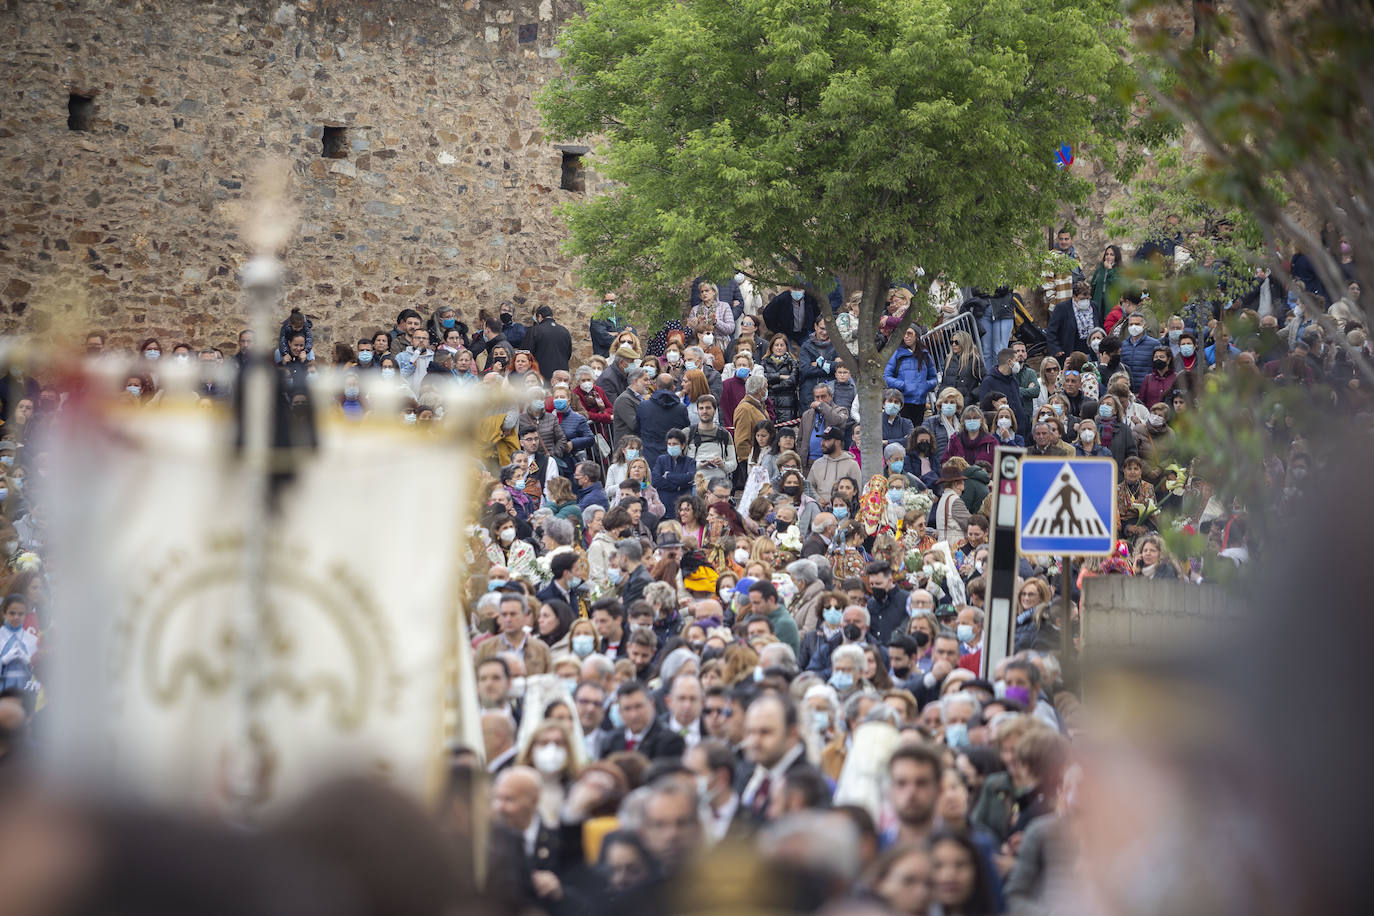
top-left (703, 791), bottom-right (741, 844)
top-left (669, 716), bottom-right (700, 751)
top-left (521, 817), bottom-right (541, 858)
top-left (742, 740), bottom-right (806, 811)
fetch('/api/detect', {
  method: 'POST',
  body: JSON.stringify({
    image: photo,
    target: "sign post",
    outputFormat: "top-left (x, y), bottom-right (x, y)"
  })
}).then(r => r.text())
top-left (984, 448), bottom-right (1024, 678)
top-left (1017, 457), bottom-right (1118, 657)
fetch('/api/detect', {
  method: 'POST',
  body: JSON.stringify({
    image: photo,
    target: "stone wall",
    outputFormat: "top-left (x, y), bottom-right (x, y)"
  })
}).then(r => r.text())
top-left (1081, 575), bottom-right (1240, 657)
top-left (0, 0), bottom-right (603, 357)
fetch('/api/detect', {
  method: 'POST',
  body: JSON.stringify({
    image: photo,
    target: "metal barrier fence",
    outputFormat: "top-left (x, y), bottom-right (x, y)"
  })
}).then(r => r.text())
top-left (921, 311), bottom-right (982, 399)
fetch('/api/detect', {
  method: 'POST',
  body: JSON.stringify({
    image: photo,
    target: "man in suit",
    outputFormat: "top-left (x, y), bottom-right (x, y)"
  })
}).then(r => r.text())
top-left (491, 766), bottom-right (566, 904)
top-left (475, 593), bottom-right (552, 674)
top-left (663, 674), bottom-right (705, 753)
top-left (738, 691), bottom-right (809, 821)
top-left (601, 680), bottom-right (686, 760)
top-left (685, 739), bottom-right (745, 845)
top-left (801, 512), bottom-right (837, 558)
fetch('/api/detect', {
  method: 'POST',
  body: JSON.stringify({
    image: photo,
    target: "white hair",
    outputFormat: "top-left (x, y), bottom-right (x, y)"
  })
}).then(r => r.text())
top-left (745, 373), bottom-right (768, 396)
top-left (785, 558), bottom-right (819, 584)
top-left (803, 683), bottom-right (842, 720)
top-left (831, 643), bottom-right (866, 673)
top-left (759, 812), bottom-right (861, 882)
top-left (941, 691), bottom-right (982, 723)
top-left (758, 642), bottom-right (798, 675)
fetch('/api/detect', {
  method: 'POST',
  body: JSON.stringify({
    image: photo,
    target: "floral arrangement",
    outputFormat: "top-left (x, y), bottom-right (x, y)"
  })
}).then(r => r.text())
top-left (776, 525), bottom-right (802, 554)
top-left (10, 551), bottom-right (41, 573)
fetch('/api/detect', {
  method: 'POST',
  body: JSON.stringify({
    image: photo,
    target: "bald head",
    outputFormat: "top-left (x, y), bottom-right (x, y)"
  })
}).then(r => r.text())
top-left (693, 599), bottom-right (723, 621)
top-left (492, 765), bottom-right (541, 831)
top-left (481, 711), bottom-right (516, 761)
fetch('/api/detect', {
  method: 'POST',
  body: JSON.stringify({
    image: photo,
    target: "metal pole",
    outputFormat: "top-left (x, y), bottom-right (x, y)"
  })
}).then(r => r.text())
top-left (1060, 555), bottom-right (1073, 658)
top-left (231, 254), bottom-right (284, 821)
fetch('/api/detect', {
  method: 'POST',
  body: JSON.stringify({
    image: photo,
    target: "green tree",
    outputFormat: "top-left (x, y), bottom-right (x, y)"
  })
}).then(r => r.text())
top-left (1132, 0), bottom-right (1374, 386)
top-left (542, 0), bottom-right (1134, 470)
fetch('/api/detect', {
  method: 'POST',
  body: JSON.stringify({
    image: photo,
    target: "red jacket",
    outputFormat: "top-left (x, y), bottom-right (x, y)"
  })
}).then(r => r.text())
top-left (574, 383), bottom-right (614, 424)
top-left (1138, 368), bottom-right (1178, 409)
top-left (944, 431), bottom-right (998, 466)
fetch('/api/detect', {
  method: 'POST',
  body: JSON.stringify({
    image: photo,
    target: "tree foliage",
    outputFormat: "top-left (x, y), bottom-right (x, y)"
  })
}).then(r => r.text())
top-left (542, 0), bottom-right (1135, 467)
top-left (1131, 0), bottom-right (1374, 382)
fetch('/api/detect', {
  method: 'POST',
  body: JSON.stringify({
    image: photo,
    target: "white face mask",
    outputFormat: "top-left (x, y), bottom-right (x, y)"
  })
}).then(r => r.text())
top-left (734, 547), bottom-right (749, 564)
top-left (500, 527), bottom-right (516, 543)
top-left (702, 334), bottom-right (715, 346)
top-left (1080, 429), bottom-right (1096, 442)
top-left (532, 743), bottom-right (568, 775)
top-left (1129, 323), bottom-right (1145, 337)
top-left (996, 417), bottom-right (1012, 430)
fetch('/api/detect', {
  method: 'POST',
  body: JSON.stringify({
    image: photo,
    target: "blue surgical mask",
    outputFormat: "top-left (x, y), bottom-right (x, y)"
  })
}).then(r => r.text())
top-left (829, 670), bottom-right (854, 691)
top-left (343, 385), bottom-right (360, 400)
top-left (609, 703), bottom-right (624, 729)
top-left (145, 349), bottom-right (160, 360)
top-left (382, 367), bottom-right (397, 379)
top-left (823, 607), bottom-right (843, 626)
top-left (625, 449), bottom-right (639, 461)
top-left (889, 459), bottom-right (903, 474)
top-left (942, 403), bottom-right (957, 417)
top-left (126, 385), bottom-right (142, 398)
top-left (791, 290), bottom-right (804, 301)
top-left (833, 504), bottom-right (849, 520)
top-left (487, 579), bottom-right (507, 591)
top-left (358, 350), bottom-right (374, 365)
top-left (735, 367), bottom-right (750, 379)
top-left (572, 634), bottom-right (595, 657)
top-left (685, 361), bottom-right (697, 371)
top-left (964, 419), bottom-right (981, 432)
top-left (945, 722), bottom-right (969, 749)
top-left (1098, 403), bottom-right (1114, 419)
top-left (1051, 403), bottom-right (1064, 416)
top-left (884, 403), bottom-right (900, 416)
top-left (0, 489), bottom-right (8, 502)
top-left (644, 366), bottom-right (657, 378)
top-left (811, 710), bottom-right (829, 732)
top-left (0, 456), bottom-right (13, 468)
top-left (667, 444), bottom-right (682, 457)
top-left (1180, 343), bottom-right (1195, 357)
top-left (441, 317), bottom-right (456, 328)
top-left (957, 624), bottom-right (975, 644)
top-left (608, 566), bottom-right (623, 584)
top-left (553, 397), bottom-right (569, 411)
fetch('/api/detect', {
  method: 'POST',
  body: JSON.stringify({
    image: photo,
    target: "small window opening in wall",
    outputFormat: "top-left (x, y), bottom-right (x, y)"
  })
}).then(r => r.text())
top-left (560, 150), bottom-right (585, 193)
top-left (68, 93), bottom-right (94, 131)
top-left (322, 125), bottom-right (349, 158)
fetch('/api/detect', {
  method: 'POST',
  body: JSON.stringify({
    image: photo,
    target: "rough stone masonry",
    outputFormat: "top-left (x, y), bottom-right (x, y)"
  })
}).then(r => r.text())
top-left (0, 0), bottom-right (602, 356)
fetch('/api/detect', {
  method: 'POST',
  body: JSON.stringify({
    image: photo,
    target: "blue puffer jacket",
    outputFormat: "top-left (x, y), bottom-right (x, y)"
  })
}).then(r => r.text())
top-left (1119, 332), bottom-right (1162, 390)
top-left (883, 347), bottom-right (939, 406)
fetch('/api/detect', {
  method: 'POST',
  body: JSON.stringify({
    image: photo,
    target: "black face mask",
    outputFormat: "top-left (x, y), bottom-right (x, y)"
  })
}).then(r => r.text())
top-left (871, 586), bottom-right (888, 601)
top-left (701, 647), bottom-right (724, 662)
top-left (500, 312), bottom-right (513, 324)
top-left (775, 519), bottom-right (790, 532)
top-left (891, 665), bottom-right (911, 680)
top-left (915, 441), bottom-right (933, 455)
top-left (782, 484), bottom-right (801, 497)
top-left (842, 623), bottom-right (862, 642)
top-left (911, 629), bottom-right (931, 648)
top-left (1153, 359), bottom-right (1170, 371)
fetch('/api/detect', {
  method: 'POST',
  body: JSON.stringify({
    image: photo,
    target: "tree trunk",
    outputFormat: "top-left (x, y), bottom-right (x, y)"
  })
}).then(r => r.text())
top-left (816, 262), bottom-right (922, 478)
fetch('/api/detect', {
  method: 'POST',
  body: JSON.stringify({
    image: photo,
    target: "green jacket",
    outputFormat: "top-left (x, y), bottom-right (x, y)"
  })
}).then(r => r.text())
top-left (962, 465), bottom-right (991, 514)
top-left (768, 605), bottom-right (801, 656)
top-left (1013, 366), bottom-right (1041, 412)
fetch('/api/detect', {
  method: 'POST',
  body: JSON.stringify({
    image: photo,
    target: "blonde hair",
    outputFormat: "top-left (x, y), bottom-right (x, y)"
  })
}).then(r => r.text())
top-left (948, 330), bottom-right (983, 374)
top-left (936, 387), bottom-right (965, 409)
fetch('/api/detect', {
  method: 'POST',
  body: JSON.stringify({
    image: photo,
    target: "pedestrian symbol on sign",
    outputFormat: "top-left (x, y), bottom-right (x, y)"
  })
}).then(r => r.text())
top-left (1022, 463), bottom-right (1109, 539)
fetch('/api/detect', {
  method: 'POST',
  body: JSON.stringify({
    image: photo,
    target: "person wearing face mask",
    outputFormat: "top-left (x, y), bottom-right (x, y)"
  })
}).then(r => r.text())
top-left (1119, 311), bottom-right (1163, 390)
top-left (763, 284), bottom-right (819, 348)
top-left (1048, 280), bottom-right (1097, 361)
top-left (637, 375), bottom-right (691, 468)
top-left (943, 407), bottom-right (997, 467)
top-left (1137, 344), bottom-right (1179, 410)
top-left (879, 389), bottom-right (917, 446)
top-left (1091, 395), bottom-right (1137, 469)
top-left (799, 316), bottom-right (839, 406)
top-left (920, 388), bottom-right (966, 464)
top-left (1072, 418), bottom-right (1111, 458)
top-left (975, 348), bottom-right (1030, 434)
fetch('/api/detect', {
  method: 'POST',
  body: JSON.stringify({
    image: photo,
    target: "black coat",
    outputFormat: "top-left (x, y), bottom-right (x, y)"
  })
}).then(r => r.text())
top-left (1048, 300), bottom-right (1090, 361)
top-left (601, 718), bottom-right (686, 761)
top-left (762, 352), bottom-right (800, 422)
top-left (763, 291), bottom-right (819, 346)
top-left (526, 317), bottom-right (573, 380)
top-left (976, 367), bottom-right (1028, 432)
top-left (866, 586), bottom-right (911, 644)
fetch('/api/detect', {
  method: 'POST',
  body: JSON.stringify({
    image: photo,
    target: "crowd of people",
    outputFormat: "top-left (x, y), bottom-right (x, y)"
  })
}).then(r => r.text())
top-left (0, 218), bottom-right (1360, 914)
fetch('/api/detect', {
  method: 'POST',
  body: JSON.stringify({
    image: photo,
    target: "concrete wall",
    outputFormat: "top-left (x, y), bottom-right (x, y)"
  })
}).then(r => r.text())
top-left (0, 0), bottom-right (600, 356)
top-left (1082, 575), bottom-right (1239, 656)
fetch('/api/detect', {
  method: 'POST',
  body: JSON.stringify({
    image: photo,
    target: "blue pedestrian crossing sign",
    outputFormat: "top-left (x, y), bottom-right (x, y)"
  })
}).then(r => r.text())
top-left (1017, 457), bottom-right (1118, 556)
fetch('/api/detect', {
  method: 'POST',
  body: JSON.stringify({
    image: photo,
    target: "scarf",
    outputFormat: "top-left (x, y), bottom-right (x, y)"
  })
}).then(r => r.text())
top-left (1072, 299), bottom-right (1095, 340)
